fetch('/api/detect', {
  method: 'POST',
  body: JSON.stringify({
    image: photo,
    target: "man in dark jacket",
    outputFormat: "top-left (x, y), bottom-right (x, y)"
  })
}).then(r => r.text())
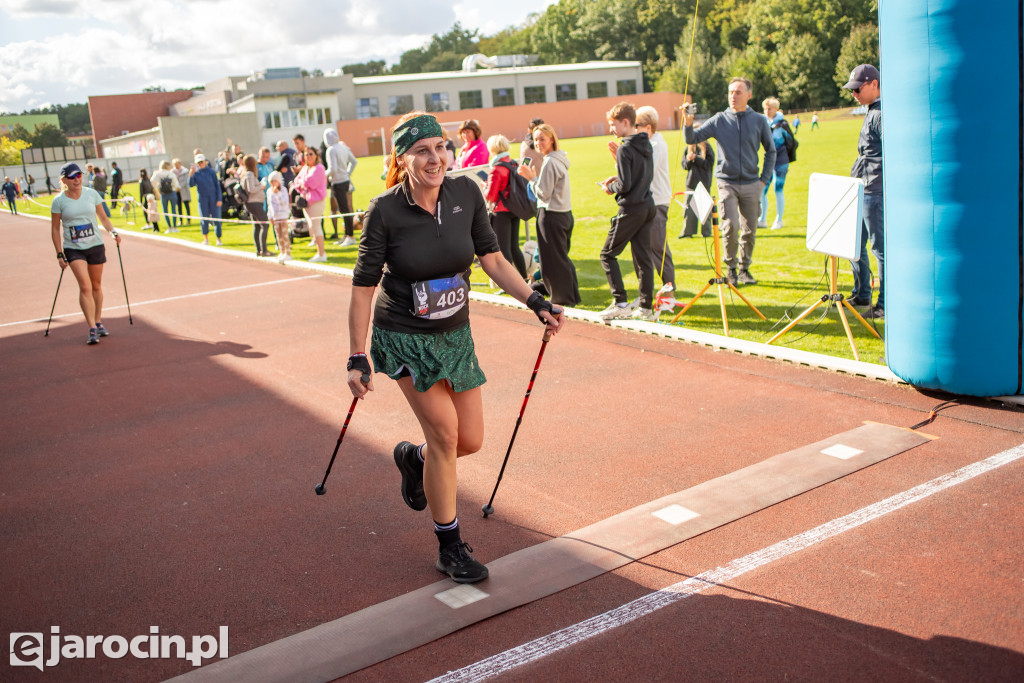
top-left (599, 102), bottom-right (657, 321)
top-left (684, 77), bottom-right (775, 286)
top-left (110, 162), bottom-right (123, 200)
top-left (844, 63), bottom-right (884, 318)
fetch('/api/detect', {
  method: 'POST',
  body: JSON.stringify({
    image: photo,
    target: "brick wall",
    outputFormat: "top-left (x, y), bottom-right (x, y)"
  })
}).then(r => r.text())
top-left (335, 92), bottom-right (688, 157)
top-left (88, 91), bottom-right (194, 157)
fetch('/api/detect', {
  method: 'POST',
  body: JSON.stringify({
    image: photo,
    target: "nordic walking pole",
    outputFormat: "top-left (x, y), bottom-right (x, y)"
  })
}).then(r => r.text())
top-left (314, 370), bottom-right (370, 496)
top-left (113, 233), bottom-right (132, 325)
top-left (482, 329), bottom-right (553, 518)
top-left (44, 269), bottom-right (64, 337)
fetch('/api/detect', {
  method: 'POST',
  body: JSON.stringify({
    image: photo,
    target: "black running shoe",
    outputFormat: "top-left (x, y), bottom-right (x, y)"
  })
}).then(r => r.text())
top-left (393, 441), bottom-right (427, 511)
top-left (95, 322), bottom-right (110, 337)
top-left (436, 542), bottom-right (489, 583)
top-left (87, 328), bottom-right (99, 345)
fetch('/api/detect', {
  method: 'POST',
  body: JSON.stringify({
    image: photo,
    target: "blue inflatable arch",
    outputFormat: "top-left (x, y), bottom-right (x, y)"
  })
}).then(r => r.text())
top-left (881, 0), bottom-right (1023, 396)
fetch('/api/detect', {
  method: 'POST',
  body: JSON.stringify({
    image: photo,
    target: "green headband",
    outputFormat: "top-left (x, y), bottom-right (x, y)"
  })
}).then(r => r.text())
top-left (392, 114), bottom-right (444, 156)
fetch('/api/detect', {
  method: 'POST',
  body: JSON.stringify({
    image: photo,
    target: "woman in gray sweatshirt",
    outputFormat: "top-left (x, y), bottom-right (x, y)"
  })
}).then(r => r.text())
top-left (518, 124), bottom-right (581, 307)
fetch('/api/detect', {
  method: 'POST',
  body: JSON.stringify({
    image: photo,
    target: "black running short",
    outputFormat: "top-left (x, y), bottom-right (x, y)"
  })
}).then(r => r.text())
top-left (64, 244), bottom-right (107, 265)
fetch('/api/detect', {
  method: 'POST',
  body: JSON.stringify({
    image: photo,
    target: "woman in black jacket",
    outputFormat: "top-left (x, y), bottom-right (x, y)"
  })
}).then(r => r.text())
top-left (681, 138), bottom-right (715, 238)
top-left (138, 168), bottom-right (154, 206)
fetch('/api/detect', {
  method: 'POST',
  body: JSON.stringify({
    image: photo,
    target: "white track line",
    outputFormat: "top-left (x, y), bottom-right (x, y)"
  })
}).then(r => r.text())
top-left (1, 275), bottom-right (319, 328)
top-left (429, 442), bottom-right (1024, 683)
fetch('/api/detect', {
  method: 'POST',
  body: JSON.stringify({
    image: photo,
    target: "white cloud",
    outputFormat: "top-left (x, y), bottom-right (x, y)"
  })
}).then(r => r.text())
top-left (0, 0), bottom-right (555, 113)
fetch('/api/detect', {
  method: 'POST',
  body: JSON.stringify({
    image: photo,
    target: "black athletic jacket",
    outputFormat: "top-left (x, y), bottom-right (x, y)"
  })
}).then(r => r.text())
top-left (606, 132), bottom-right (654, 208)
top-left (352, 175), bottom-right (500, 334)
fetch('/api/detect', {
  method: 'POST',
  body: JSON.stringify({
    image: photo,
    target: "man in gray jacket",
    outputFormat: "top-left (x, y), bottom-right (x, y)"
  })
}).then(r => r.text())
top-left (684, 77), bottom-right (775, 286)
top-left (324, 128), bottom-right (359, 245)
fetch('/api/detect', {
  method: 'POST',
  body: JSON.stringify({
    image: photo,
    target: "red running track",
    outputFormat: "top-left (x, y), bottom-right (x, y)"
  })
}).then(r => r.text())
top-left (1, 211), bottom-right (1022, 681)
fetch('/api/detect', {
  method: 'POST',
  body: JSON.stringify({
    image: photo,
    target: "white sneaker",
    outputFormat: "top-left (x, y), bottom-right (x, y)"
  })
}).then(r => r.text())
top-left (627, 297), bottom-right (640, 310)
top-left (308, 239), bottom-right (316, 247)
top-left (338, 236), bottom-right (358, 247)
top-left (771, 219), bottom-right (783, 230)
top-left (278, 254), bottom-right (293, 262)
top-left (600, 303), bottom-right (633, 321)
top-left (308, 254), bottom-right (328, 263)
top-left (216, 239), bottom-right (223, 246)
top-left (632, 307), bottom-right (658, 322)
top-left (757, 220), bottom-right (768, 228)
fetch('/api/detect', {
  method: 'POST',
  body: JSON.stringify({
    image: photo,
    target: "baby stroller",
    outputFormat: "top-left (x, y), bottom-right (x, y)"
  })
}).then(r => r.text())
top-left (287, 186), bottom-right (309, 240)
top-left (221, 177), bottom-right (249, 221)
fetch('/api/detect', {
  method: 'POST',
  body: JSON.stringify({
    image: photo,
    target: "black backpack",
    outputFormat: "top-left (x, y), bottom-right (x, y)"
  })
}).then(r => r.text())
top-left (778, 119), bottom-right (798, 163)
top-left (233, 178), bottom-right (248, 204)
top-left (495, 160), bottom-right (537, 221)
top-left (158, 175), bottom-right (174, 194)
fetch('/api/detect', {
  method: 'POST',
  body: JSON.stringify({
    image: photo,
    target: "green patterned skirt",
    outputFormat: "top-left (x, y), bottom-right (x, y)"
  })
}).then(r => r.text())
top-left (370, 323), bottom-right (486, 393)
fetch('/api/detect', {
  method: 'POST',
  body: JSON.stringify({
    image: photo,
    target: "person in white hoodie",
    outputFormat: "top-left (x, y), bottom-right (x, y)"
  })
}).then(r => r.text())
top-left (517, 123), bottom-right (581, 307)
top-left (634, 106), bottom-right (675, 294)
top-left (323, 128), bottom-right (359, 246)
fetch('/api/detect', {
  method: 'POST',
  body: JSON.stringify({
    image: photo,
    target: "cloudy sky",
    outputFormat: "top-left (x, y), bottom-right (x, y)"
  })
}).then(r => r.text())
top-left (0, 0), bottom-right (555, 114)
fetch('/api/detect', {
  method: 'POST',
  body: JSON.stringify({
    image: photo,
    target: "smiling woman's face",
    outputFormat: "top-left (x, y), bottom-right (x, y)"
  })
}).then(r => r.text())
top-left (400, 136), bottom-right (446, 192)
top-left (533, 130), bottom-right (554, 156)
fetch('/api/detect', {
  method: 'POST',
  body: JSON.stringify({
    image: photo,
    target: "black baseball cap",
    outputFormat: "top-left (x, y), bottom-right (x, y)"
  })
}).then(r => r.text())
top-left (843, 64), bottom-right (880, 89)
top-left (59, 162), bottom-right (83, 178)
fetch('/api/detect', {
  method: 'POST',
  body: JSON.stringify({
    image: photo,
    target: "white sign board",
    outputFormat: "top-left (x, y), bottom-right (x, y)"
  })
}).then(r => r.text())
top-left (806, 173), bottom-right (864, 260)
top-left (447, 164), bottom-right (489, 198)
top-left (690, 182), bottom-right (714, 225)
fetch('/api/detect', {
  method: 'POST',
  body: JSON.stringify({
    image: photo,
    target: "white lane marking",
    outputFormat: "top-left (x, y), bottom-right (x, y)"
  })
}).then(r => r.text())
top-left (435, 585), bottom-right (491, 609)
top-left (429, 442), bottom-right (1024, 683)
top-left (821, 444), bottom-right (864, 460)
top-left (1, 275), bottom-right (320, 328)
top-left (652, 504), bottom-right (701, 526)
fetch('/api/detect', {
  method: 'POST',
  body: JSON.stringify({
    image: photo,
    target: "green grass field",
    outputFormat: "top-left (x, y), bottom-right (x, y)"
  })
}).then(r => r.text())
top-left (21, 107), bottom-right (883, 361)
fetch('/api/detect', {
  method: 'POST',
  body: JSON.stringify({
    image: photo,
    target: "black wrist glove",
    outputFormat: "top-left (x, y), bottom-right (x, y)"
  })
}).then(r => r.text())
top-left (526, 291), bottom-right (561, 323)
top-left (347, 353), bottom-right (372, 382)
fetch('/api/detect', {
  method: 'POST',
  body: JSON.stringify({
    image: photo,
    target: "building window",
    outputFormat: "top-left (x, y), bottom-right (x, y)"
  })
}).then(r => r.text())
top-left (424, 92), bottom-right (449, 113)
top-left (389, 95), bottom-right (414, 116)
top-left (616, 79), bottom-right (638, 96)
top-left (523, 86), bottom-right (546, 104)
top-left (265, 106), bottom-right (333, 128)
top-left (356, 98), bottom-right (379, 119)
top-left (555, 83), bottom-right (577, 102)
top-left (492, 87), bottom-right (515, 107)
top-left (587, 82), bottom-right (609, 99)
top-left (459, 90), bottom-right (482, 109)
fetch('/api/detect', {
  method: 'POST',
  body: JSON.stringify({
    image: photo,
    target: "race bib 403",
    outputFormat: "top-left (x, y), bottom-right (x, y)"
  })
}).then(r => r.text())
top-left (411, 276), bottom-right (469, 320)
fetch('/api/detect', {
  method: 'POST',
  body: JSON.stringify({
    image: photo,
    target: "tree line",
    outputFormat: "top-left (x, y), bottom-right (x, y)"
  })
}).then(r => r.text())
top-left (345, 0), bottom-right (878, 113)
top-left (1, 102), bottom-right (91, 135)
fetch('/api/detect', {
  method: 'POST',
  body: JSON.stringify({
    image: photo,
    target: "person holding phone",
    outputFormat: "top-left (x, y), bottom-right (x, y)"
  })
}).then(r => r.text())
top-left (517, 124), bottom-right (581, 307)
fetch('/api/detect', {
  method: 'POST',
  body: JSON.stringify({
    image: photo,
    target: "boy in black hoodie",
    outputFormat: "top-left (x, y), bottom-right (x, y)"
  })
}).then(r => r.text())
top-left (599, 102), bottom-right (657, 322)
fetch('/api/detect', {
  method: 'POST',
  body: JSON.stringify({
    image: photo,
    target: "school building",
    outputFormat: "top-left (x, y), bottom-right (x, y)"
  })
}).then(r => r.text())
top-left (89, 58), bottom-right (687, 162)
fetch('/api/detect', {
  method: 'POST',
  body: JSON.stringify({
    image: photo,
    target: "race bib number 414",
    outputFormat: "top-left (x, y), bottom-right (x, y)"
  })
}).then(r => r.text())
top-left (411, 276), bottom-right (469, 320)
top-left (69, 223), bottom-right (95, 242)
